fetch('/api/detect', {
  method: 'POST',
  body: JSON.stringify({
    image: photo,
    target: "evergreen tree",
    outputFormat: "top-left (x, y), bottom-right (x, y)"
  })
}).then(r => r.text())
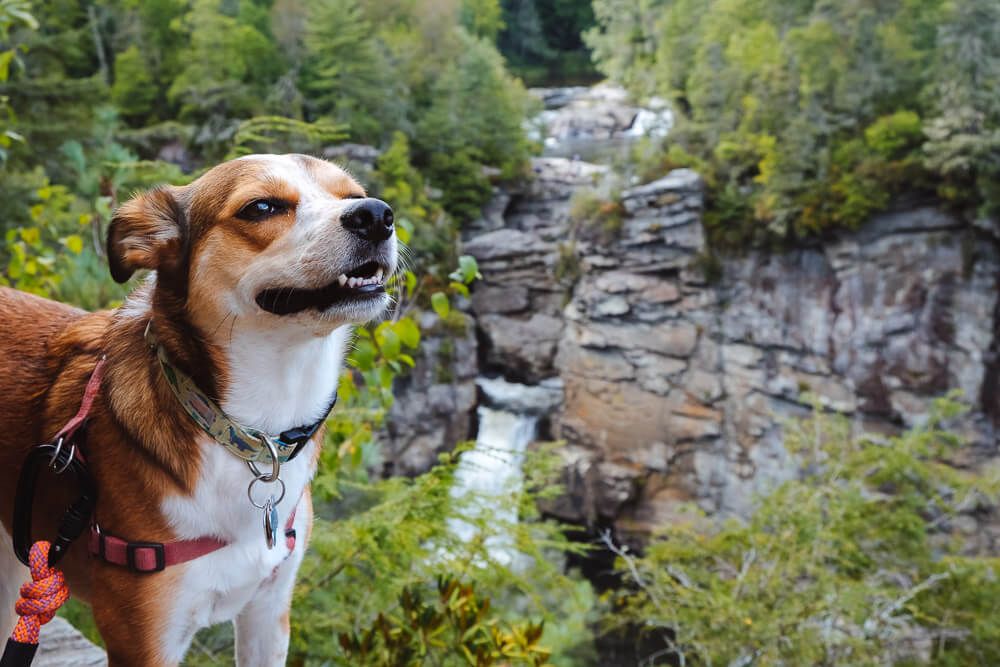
top-left (299, 0), bottom-right (400, 143)
top-left (109, 44), bottom-right (155, 120)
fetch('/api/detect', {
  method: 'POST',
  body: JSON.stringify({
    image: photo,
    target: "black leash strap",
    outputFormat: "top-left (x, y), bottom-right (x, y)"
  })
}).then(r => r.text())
top-left (1, 438), bottom-right (98, 667)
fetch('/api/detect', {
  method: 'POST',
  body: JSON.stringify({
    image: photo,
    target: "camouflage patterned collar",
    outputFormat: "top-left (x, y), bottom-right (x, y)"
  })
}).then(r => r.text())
top-left (144, 320), bottom-right (334, 465)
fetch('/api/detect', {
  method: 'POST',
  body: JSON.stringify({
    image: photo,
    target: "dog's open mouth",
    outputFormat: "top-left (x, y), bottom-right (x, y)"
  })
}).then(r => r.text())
top-left (255, 261), bottom-right (387, 315)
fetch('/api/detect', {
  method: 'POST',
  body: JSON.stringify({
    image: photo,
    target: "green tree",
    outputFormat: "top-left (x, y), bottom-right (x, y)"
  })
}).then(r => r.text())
top-left (462, 0), bottom-right (504, 42)
top-left (167, 0), bottom-right (284, 122)
top-left (415, 30), bottom-right (531, 220)
top-left (588, 0), bottom-right (999, 246)
top-left (924, 1), bottom-right (1000, 217)
top-left (109, 45), bottom-right (156, 120)
top-left (498, 0), bottom-right (597, 84)
top-left (0, 0), bottom-right (37, 163)
top-left (299, 0), bottom-right (400, 143)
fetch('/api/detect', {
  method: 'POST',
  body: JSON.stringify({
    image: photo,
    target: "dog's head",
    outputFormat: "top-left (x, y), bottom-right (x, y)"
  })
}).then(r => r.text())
top-left (107, 154), bottom-right (397, 336)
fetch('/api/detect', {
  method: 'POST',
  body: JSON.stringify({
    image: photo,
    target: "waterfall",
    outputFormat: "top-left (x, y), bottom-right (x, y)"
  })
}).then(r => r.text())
top-left (447, 377), bottom-right (563, 566)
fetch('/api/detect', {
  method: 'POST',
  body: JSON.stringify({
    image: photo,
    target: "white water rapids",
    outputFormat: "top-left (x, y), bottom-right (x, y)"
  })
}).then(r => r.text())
top-left (447, 377), bottom-right (562, 566)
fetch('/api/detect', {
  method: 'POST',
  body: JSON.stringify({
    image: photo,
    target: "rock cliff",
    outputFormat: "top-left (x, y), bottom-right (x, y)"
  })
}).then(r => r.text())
top-left (456, 157), bottom-right (999, 543)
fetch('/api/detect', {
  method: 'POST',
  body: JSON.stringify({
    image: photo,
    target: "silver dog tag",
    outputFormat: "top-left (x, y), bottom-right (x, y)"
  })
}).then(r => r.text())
top-left (263, 496), bottom-right (279, 550)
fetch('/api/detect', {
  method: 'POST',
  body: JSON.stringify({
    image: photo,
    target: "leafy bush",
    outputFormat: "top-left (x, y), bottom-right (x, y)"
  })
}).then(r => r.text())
top-left (338, 576), bottom-right (551, 666)
top-left (606, 397), bottom-right (1000, 665)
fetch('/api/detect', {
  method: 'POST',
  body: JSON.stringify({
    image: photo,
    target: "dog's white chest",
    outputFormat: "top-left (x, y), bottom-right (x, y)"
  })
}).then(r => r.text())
top-left (158, 441), bottom-right (312, 652)
top-left (150, 320), bottom-right (348, 661)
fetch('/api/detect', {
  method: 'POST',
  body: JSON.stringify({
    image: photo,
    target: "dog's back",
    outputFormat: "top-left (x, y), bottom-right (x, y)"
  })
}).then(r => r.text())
top-left (0, 287), bottom-right (90, 462)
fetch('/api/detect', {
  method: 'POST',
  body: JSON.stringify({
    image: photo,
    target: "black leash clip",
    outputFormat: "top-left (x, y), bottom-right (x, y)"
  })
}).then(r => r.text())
top-left (12, 431), bottom-right (98, 568)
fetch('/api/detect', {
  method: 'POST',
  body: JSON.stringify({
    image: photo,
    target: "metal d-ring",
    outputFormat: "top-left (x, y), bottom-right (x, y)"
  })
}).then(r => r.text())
top-left (48, 436), bottom-right (76, 474)
top-left (247, 476), bottom-right (286, 509)
top-left (245, 435), bottom-right (281, 483)
top-left (48, 436), bottom-right (65, 467)
top-left (52, 443), bottom-right (76, 475)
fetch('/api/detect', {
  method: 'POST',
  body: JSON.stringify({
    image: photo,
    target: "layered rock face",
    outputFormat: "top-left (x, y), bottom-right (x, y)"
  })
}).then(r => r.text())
top-left (458, 158), bottom-right (999, 543)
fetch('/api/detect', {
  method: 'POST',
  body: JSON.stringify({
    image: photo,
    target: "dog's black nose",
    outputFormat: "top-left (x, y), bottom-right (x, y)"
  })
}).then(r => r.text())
top-left (341, 198), bottom-right (394, 243)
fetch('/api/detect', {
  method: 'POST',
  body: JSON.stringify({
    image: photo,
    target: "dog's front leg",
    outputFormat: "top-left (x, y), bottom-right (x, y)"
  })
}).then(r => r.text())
top-left (234, 501), bottom-right (309, 667)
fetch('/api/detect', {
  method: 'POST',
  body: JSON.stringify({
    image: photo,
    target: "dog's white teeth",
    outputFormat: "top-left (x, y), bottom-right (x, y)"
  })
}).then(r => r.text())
top-left (338, 274), bottom-right (348, 286)
top-left (349, 277), bottom-right (359, 288)
top-left (375, 268), bottom-right (384, 283)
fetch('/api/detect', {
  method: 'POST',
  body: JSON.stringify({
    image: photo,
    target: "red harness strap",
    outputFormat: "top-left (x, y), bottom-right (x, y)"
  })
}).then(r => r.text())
top-left (88, 508), bottom-right (298, 573)
top-left (53, 356), bottom-right (107, 460)
top-left (88, 530), bottom-right (226, 573)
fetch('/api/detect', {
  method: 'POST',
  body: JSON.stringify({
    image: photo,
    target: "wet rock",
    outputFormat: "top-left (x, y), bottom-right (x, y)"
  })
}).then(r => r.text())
top-left (477, 376), bottom-right (564, 415)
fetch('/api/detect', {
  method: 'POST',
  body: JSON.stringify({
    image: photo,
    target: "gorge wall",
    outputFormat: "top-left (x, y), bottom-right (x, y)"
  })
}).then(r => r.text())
top-left (381, 87), bottom-right (1000, 547)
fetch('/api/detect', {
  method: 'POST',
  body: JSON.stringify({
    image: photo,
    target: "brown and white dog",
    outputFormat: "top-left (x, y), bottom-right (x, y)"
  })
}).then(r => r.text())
top-left (0, 154), bottom-right (397, 665)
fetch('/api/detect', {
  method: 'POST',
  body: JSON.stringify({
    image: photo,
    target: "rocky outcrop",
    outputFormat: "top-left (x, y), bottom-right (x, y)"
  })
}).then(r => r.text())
top-left (459, 155), bottom-right (1000, 544)
top-left (377, 311), bottom-right (478, 477)
top-left (463, 158), bottom-right (609, 383)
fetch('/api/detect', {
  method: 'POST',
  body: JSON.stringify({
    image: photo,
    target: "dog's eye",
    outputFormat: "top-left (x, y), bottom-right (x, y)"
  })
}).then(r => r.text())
top-left (237, 199), bottom-right (287, 221)
top-left (343, 194), bottom-right (365, 200)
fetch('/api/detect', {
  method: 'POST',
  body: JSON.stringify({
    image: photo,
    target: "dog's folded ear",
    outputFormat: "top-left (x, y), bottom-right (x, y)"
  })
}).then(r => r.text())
top-left (107, 186), bottom-right (187, 283)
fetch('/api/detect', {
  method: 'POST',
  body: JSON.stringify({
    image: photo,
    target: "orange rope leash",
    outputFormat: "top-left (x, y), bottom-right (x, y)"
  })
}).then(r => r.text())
top-left (10, 542), bottom-right (69, 645)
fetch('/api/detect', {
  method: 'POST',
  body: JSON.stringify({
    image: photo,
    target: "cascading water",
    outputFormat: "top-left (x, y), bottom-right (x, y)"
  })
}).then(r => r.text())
top-left (447, 377), bottom-right (563, 567)
top-left (448, 407), bottom-right (537, 566)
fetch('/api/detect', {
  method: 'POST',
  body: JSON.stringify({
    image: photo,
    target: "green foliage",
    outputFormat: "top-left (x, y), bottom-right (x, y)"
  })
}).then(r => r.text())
top-left (553, 241), bottom-right (581, 285)
top-left (338, 576), bottom-right (551, 666)
top-left (588, 0), bottom-right (1000, 246)
top-left (292, 445), bottom-right (596, 665)
top-left (568, 187), bottom-right (624, 239)
top-left (109, 45), bottom-right (157, 121)
top-left (299, 0), bottom-right (398, 142)
top-left (226, 116), bottom-right (347, 159)
top-left (608, 397), bottom-right (1000, 665)
top-left (431, 291), bottom-right (451, 319)
top-left (167, 0), bottom-right (284, 123)
top-left (462, 0), bottom-right (505, 42)
top-left (0, 0), bottom-right (35, 162)
top-left (2, 181), bottom-right (87, 296)
top-left (372, 131), bottom-right (454, 275)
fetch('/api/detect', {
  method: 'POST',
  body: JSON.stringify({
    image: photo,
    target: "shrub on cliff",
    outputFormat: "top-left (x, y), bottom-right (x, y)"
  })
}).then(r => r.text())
top-left (604, 397), bottom-right (1000, 665)
top-left (587, 0), bottom-right (1000, 246)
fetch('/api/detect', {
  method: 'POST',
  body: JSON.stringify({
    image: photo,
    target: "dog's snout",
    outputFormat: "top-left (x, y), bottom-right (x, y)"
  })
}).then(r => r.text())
top-left (341, 198), bottom-right (394, 243)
